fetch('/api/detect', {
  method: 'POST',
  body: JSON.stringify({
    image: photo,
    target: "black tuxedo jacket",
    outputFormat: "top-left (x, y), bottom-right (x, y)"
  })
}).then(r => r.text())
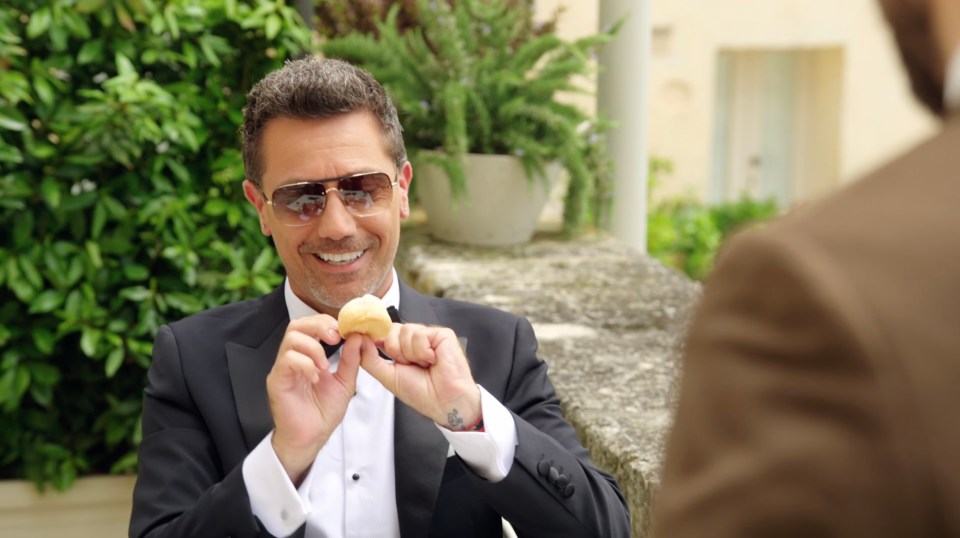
top-left (130, 281), bottom-right (629, 537)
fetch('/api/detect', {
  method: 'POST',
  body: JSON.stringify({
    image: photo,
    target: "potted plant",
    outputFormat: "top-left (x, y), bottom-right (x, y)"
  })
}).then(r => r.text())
top-left (322, 0), bottom-right (618, 245)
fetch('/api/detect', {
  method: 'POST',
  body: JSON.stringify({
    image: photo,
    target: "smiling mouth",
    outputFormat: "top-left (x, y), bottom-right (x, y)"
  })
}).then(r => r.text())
top-left (314, 250), bottom-right (364, 265)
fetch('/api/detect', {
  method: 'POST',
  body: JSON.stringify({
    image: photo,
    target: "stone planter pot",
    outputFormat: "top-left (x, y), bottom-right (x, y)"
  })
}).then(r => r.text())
top-left (415, 151), bottom-right (560, 246)
top-left (0, 475), bottom-right (136, 538)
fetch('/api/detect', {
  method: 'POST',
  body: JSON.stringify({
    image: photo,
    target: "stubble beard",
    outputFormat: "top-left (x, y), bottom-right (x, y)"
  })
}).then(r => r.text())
top-left (294, 239), bottom-right (394, 312)
top-left (291, 234), bottom-right (397, 313)
top-left (300, 269), bottom-right (390, 311)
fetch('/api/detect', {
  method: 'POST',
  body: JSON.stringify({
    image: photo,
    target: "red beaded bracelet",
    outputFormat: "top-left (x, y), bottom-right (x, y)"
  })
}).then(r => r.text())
top-left (464, 415), bottom-right (485, 432)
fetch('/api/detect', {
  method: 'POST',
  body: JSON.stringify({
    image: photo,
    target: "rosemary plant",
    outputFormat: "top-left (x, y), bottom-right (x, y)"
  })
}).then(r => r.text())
top-left (322, 0), bottom-right (618, 234)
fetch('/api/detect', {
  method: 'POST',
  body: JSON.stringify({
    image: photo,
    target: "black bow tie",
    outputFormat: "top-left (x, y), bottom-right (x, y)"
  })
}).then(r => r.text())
top-left (321, 340), bottom-right (343, 358)
top-left (321, 306), bottom-right (403, 358)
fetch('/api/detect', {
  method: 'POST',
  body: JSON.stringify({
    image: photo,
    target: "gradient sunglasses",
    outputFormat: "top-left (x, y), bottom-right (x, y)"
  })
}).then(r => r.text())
top-left (257, 172), bottom-right (399, 227)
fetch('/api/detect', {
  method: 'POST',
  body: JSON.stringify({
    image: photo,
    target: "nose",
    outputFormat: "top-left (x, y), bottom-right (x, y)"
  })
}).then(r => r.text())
top-left (313, 191), bottom-right (357, 240)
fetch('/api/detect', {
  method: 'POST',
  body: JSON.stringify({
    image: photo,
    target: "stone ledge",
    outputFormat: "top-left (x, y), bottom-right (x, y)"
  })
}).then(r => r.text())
top-left (396, 225), bottom-right (699, 537)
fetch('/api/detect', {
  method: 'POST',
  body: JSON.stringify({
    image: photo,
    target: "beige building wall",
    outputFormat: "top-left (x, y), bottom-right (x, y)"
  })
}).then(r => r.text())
top-left (535, 0), bottom-right (600, 116)
top-left (537, 0), bottom-right (938, 205)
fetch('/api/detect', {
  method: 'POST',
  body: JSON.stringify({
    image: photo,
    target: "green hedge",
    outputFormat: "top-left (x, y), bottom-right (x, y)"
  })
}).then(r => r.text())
top-left (0, 0), bottom-right (309, 491)
top-left (648, 196), bottom-right (779, 280)
top-left (647, 161), bottom-right (779, 280)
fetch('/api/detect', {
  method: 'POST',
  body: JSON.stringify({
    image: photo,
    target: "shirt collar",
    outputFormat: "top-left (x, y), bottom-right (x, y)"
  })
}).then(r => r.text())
top-left (943, 44), bottom-right (960, 111)
top-left (283, 268), bottom-right (401, 321)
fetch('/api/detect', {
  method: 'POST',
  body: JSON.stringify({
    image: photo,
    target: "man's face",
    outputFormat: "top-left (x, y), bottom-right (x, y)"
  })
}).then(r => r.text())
top-left (243, 111), bottom-right (412, 316)
top-left (878, 0), bottom-right (946, 115)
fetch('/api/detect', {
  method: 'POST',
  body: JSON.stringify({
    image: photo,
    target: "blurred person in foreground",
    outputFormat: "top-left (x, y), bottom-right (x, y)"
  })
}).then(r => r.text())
top-left (129, 57), bottom-right (629, 538)
top-left (654, 0), bottom-right (960, 536)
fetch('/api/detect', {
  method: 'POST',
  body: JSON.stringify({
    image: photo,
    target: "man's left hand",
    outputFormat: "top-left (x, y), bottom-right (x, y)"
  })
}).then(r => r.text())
top-left (347, 323), bottom-right (481, 431)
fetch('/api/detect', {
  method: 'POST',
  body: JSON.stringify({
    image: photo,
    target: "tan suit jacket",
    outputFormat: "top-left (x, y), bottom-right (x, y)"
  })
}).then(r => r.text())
top-left (654, 117), bottom-right (960, 537)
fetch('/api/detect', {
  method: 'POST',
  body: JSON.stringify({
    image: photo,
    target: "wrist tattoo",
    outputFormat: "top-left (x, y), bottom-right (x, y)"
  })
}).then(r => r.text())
top-left (447, 408), bottom-right (466, 430)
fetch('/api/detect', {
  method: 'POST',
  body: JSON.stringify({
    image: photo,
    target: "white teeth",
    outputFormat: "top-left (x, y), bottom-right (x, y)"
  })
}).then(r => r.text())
top-left (316, 251), bottom-right (363, 264)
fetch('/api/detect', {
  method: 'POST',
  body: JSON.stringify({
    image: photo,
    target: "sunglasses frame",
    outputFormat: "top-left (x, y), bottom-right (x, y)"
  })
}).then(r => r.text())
top-left (257, 171), bottom-right (399, 227)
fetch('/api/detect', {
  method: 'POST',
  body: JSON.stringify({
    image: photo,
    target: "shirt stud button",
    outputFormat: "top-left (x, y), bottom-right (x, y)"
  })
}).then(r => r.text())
top-left (352, 473), bottom-right (360, 481)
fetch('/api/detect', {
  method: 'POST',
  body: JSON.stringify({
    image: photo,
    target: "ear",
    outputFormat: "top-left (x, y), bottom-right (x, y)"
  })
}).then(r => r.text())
top-left (243, 179), bottom-right (272, 236)
top-left (397, 160), bottom-right (413, 220)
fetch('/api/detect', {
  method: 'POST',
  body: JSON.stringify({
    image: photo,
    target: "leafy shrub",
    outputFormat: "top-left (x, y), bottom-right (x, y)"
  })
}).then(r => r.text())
top-left (0, 0), bottom-right (309, 491)
top-left (647, 160), bottom-right (779, 280)
top-left (314, 0), bottom-right (423, 38)
top-left (648, 198), bottom-right (724, 281)
top-left (314, 0), bottom-right (559, 47)
top-left (710, 196), bottom-right (782, 237)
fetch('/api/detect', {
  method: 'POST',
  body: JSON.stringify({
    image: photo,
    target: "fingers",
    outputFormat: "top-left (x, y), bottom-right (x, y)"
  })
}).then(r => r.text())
top-left (361, 323), bottom-right (478, 427)
top-left (383, 323), bottom-right (444, 367)
top-left (284, 331), bottom-right (332, 371)
top-left (274, 349), bottom-right (322, 385)
top-left (269, 314), bottom-right (344, 388)
top-left (352, 334), bottom-right (396, 393)
top-left (268, 333), bottom-right (327, 392)
top-left (274, 314), bottom-right (342, 374)
top-left (337, 334), bottom-right (367, 389)
top-left (287, 314), bottom-right (342, 347)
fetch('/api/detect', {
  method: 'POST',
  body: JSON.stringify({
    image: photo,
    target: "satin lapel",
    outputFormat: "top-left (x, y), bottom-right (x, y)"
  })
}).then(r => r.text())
top-left (396, 282), bottom-right (468, 353)
top-left (226, 316), bottom-right (288, 450)
top-left (394, 400), bottom-right (449, 537)
top-left (394, 283), bottom-right (454, 537)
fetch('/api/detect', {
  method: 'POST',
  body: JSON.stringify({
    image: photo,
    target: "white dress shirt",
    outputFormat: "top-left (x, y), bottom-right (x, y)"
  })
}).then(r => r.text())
top-left (242, 270), bottom-right (518, 537)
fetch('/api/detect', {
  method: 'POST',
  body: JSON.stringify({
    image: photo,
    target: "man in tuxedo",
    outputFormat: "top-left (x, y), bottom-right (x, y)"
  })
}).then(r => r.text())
top-left (654, 0), bottom-right (960, 536)
top-left (129, 58), bottom-right (629, 537)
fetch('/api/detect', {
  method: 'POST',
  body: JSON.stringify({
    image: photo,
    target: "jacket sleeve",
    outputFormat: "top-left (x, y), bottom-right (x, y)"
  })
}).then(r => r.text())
top-left (466, 316), bottom-right (631, 538)
top-left (653, 230), bottom-right (915, 538)
top-left (129, 325), bottom-right (277, 538)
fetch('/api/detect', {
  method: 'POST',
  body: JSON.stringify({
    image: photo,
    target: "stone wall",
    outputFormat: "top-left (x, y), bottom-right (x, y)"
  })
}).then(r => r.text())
top-left (396, 225), bottom-right (700, 537)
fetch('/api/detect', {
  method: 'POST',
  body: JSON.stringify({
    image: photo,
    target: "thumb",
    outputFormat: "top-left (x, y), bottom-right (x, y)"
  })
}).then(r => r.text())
top-left (337, 334), bottom-right (364, 391)
top-left (359, 339), bottom-right (397, 394)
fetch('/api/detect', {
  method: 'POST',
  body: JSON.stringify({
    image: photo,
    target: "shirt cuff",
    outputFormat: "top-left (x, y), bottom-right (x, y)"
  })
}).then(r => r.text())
top-left (437, 385), bottom-right (518, 482)
top-left (242, 431), bottom-right (312, 537)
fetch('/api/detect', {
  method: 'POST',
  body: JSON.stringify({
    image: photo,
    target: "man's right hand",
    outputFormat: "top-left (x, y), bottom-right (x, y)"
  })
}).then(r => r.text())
top-left (266, 314), bottom-right (359, 485)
